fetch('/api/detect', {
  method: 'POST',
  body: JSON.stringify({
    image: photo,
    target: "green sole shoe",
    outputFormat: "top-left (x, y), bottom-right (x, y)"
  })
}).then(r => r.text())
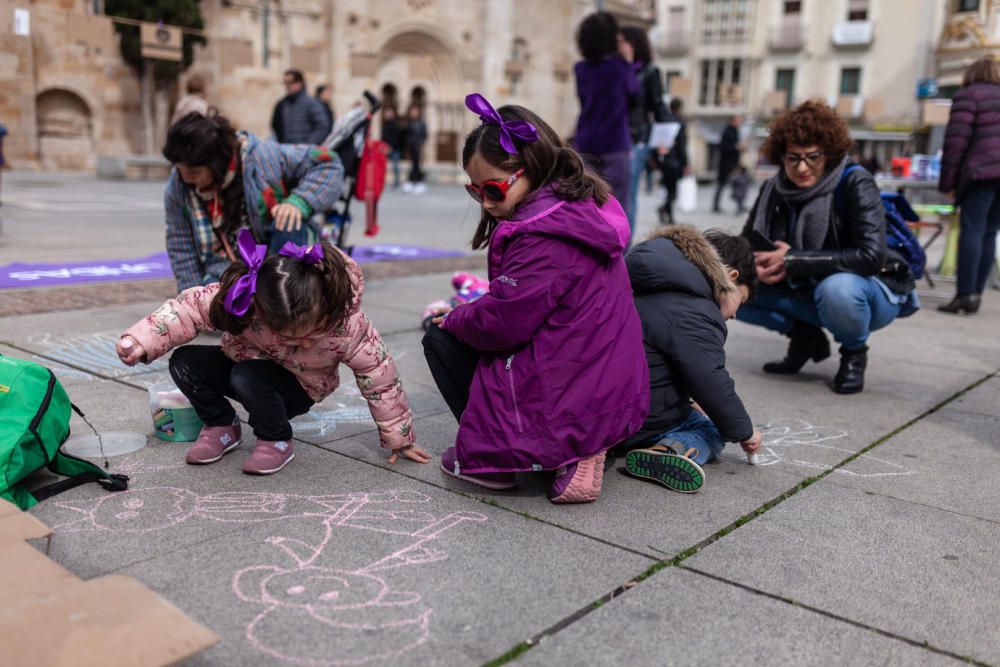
top-left (624, 447), bottom-right (705, 493)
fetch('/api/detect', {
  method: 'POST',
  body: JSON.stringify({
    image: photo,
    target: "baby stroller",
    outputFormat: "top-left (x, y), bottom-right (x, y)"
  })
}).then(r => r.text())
top-left (319, 90), bottom-right (384, 254)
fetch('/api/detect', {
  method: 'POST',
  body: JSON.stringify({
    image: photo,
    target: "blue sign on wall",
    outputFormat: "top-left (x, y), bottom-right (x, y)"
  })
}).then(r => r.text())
top-left (917, 79), bottom-right (940, 99)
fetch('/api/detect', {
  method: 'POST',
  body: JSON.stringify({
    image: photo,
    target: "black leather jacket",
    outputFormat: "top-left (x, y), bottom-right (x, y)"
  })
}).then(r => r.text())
top-left (742, 166), bottom-right (915, 294)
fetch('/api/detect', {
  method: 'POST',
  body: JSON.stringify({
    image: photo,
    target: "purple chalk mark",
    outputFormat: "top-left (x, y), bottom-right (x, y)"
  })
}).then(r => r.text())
top-left (0, 245), bottom-right (465, 289)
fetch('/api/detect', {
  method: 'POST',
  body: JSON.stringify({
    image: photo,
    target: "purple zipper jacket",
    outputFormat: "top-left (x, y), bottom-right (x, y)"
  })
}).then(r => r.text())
top-left (440, 186), bottom-right (650, 473)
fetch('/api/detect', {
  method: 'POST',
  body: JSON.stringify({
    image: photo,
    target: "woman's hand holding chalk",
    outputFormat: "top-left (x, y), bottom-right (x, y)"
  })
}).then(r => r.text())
top-left (741, 428), bottom-right (763, 466)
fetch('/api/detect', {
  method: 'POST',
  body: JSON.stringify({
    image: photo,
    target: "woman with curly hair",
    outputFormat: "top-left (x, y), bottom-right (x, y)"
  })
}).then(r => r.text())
top-left (162, 112), bottom-right (345, 293)
top-left (738, 101), bottom-right (918, 394)
top-left (573, 11), bottom-right (640, 225)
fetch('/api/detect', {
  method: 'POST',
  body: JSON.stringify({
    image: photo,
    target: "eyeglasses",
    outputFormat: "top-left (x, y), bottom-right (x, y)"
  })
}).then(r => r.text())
top-left (783, 152), bottom-right (826, 168)
top-left (465, 168), bottom-right (525, 203)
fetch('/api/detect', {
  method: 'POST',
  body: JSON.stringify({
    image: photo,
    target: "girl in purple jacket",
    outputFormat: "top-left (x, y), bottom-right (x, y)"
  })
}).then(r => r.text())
top-left (422, 94), bottom-right (650, 504)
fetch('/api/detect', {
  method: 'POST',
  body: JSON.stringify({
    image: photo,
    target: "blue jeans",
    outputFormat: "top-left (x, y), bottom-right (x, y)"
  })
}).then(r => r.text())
top-left (646, 411), bottom-right (725, 466)
top-left (737, 273), bottom-right (901, 351)
top-left (957, 183), bottom-right (1000, 295)
top-left (627, 143), bottom-right (652, 237)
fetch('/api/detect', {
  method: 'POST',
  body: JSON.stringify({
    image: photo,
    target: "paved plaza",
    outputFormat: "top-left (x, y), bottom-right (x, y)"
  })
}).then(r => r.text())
top-left (0, 172), bottom-right (998, 666)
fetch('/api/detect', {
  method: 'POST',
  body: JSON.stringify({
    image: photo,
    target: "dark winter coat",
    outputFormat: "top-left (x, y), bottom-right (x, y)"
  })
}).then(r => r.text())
top-left (660, 112), bottom-right (688, 177)
top-left (628, 63), bottom-right (669, 145)
top-left (940, 82), bottom-right (1000, 199)
top-left (440, 186), bottom-right (649, 473)
top-left (623, 225), bottom-right (753, 444)
top-left (741, 164), bottom-right (915, 295)
top-left (270, 90), bottom-right (330, 145)
top-left (718, 124), bottom-right (741, 178)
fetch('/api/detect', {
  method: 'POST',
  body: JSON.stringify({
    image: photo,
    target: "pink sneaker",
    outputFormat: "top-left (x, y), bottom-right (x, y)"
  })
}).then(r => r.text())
top-left (549, 452), bottom-right (606, 504)
top-left (243, 439), bottom-right (295, 475)
top-left (185, 422), bottom-right (242, 465)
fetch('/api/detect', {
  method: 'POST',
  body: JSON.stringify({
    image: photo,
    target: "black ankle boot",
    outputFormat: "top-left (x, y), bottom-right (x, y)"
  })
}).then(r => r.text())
top-left (938, 294), bottom-right (981, 315)
top-left (833, 345), bottom-right (868, 394)
top-left (763, 323), bottom-right (831, 375)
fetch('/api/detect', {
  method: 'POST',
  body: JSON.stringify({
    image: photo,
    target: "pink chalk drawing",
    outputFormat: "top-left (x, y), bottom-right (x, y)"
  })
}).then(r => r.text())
top-left (47, 487), bottom-right (487, 664)
top-left (234, 495), bottom-right (486, 666)
top-left (754, 419), bottom-right (914, 478)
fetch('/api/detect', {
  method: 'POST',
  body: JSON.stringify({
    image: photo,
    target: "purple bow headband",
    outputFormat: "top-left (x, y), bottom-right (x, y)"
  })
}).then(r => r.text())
top-left (224, 229), bottom-right (267, 316)
top-left (465, 93), bottom-right (539, 154)
top-left (279, 241), bottom-right (324, 265)
top-left (223, 233), bottom-right (325, 316)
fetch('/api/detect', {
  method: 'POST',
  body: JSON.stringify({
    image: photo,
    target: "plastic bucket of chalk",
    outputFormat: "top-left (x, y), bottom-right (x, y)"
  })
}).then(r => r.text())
top-left (148, 381), bottom-right (203, 442)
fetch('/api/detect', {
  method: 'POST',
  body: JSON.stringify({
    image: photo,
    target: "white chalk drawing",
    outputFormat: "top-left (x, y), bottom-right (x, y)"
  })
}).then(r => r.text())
top-left (754, 419), bottom-right (915, 478)
top-left (27, 331), bottom-right (169, 378)
top-left (291, 385), bottom-right (374, 437)
top-left (49, 487), bottom-right (486, 664)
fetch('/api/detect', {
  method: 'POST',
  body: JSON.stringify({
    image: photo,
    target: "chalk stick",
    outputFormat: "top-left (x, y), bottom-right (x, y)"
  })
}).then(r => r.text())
top-left (746, 452), bottom-right (759, 465)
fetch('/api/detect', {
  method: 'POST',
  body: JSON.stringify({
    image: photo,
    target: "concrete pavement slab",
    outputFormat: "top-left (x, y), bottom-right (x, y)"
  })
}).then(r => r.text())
top-left (29, 438), bottom-right (392, 580)
top-left (515, 568), bottom-right (961, 667)
top-left (833, 406), bottom-right (1000, 523)
top-left (686, 481), bottom-right (1000, 664)
top-left (948, 376), bottom-right (1000, 418)
top-left (117, 476), bottom-right (651, 666)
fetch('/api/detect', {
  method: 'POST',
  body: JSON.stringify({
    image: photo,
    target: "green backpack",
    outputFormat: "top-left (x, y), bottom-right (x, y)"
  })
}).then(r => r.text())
top-left (0, 354), bottom-right (128, 509)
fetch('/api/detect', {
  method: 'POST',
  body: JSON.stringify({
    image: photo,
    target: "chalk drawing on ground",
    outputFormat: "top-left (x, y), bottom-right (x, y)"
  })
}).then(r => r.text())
top-left (291, 385), bottom-right (374, 437)
top-left (755, 419), bottom-right (914, 478)
top-left (27, 331), bottom-right (169, 378)
top-left (49, 487), bottom-right (487, 664)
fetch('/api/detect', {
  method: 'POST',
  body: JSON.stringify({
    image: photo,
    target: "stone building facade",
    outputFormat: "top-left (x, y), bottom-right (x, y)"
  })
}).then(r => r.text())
top-left (0, 0), bottom-right (656, 171)
top-left (651, 0), bottom-right (948, 174)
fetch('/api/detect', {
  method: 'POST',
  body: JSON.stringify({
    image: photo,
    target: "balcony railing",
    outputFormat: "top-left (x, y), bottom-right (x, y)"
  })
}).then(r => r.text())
top-left (832, 21), bottom-right (874, 48)
top-left (769, 20), bottom-right (805, 52)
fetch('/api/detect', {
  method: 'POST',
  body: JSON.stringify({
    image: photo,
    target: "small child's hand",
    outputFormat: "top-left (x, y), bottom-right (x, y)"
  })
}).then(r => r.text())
top-left (430, 305), bottom-right (453, 327)
top-left (116, 335), bottom-right (146, 366)
top-left (740, 428), bottom-right (762, 454)
top-left (388, 444), bottom-right (432, 465)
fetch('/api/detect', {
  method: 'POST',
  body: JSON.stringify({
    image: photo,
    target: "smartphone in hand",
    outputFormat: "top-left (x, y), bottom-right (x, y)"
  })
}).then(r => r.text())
top-left (746, 230), bottom-right (777, 252)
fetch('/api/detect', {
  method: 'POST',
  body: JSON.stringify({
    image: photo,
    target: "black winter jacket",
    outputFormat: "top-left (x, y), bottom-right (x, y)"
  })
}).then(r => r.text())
top-left (741, 165), bottom-right (915, 294)
top-left (628, 63), bottom-right (669, 145)
top-left (271, 91), bottom-right (330, 145)
top-left (623, 226), bottom-right (754, 445)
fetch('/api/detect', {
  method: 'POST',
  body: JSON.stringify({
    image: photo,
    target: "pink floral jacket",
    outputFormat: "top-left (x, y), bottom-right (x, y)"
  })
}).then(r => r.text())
top-left (125, 256), bottom-right (414, 450)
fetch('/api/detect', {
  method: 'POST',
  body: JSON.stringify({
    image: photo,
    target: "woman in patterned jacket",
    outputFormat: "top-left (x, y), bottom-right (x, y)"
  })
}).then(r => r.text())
top-left (162, 112), bottom-right (344, 292)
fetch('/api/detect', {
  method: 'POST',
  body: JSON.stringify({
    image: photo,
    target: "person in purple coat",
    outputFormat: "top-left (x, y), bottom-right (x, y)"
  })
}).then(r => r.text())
top-left (422, 93), bottom-right (650, 504)
top-left (939, 57), bottom-right (1000, 315)
top-left (573, 12), bottom-right (640, 227)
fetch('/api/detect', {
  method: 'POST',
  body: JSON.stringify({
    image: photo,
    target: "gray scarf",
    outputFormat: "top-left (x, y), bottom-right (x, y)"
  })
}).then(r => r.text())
top-left (751, 155), bottom-right (848, 249)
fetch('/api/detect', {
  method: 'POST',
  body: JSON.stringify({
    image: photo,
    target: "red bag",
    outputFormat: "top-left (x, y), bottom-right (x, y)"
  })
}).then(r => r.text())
top-left (355, 138), bottom-right (389, 202)
top-left (355, 138), bottom-right (389, 237)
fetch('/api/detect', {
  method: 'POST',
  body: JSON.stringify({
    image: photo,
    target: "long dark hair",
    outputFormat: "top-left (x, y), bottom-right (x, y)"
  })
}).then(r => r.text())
top-left (462, 105), bottom-right (611, 250)
top-left (620, 26), bottom-right (652, 66)
top-left (209, 244), bottom-right (354, 336)
top-left (163, 112), bottom-right (244, 236)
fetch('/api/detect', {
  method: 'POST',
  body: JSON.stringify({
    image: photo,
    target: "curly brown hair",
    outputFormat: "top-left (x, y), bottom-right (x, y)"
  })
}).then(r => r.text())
top-left (763, 100), bottom-right (853, 167)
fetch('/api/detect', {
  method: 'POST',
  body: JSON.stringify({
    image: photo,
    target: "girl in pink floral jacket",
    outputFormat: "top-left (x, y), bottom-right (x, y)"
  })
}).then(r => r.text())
top-left (117, 230), bottom-right (429, 475)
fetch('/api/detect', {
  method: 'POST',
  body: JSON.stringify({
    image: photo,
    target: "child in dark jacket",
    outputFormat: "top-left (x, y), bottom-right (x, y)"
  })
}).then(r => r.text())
top-left (621, 226), bottom-right (762, 493)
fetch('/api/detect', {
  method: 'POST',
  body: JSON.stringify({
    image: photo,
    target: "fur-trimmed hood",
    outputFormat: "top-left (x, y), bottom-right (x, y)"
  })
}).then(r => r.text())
top-left (626, 224), bottom-right (736, 303)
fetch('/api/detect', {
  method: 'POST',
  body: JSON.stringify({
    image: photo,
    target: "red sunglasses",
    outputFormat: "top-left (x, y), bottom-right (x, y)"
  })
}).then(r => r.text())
top-left (465, 168), bottom-right (525, 203)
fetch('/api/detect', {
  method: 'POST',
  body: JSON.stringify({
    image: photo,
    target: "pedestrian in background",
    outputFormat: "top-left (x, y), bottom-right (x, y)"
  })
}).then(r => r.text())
top-left (658, 97), bottom-right (689, 225)
top-left (622, 25), bottom-right (669, 238)
top-left (270, 69), bottom-right (329, 145)
top-left (170, 75), bottom-right (210, 126)
top-left (403, 104), bottom-right (428, 195)
top-left (713, 115), bottom-right (744, 213)
top-left (938, 56), bottom-right (1000, 315)
top-left (730, 164), bottom-right (752, 215)
top-left (381, 105), bottom-right (402, 189)
top-left (573, 11), bottom-right (639, 223)
top-left (315, 84), bottom-right (335, 134)
top-left (0, 122), bottom-right (6, 207)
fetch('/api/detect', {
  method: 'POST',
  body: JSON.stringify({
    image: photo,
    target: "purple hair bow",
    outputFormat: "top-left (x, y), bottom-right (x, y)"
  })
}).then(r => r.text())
top-left (279, 241), bottom-right (324, 265)
top-left (223, 229), bottom-right (267, 316)
top-left (465, 93), bottom-right (539, 154)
